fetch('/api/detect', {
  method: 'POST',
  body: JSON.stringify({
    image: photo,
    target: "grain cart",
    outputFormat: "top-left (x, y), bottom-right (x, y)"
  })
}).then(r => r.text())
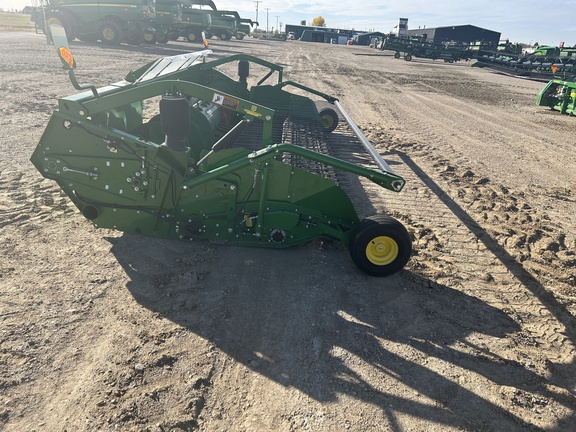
top-left (30, 0), bottom-right (157, 45)
top-left (536, 75), bottom-right (576, 115)
top-left (31, 25), bottom-right (412, 276)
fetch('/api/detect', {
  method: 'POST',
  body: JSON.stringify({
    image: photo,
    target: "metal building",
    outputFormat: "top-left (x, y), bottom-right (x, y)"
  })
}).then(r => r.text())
top-left (284, 24), bottom-right (356, 43)
top-left (406, 24), bottom-right (500, 45)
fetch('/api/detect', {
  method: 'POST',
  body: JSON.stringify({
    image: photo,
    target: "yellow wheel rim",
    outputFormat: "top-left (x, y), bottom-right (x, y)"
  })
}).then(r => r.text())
top-left (47, 17), bottom-right (62, 27)
top-left (322, 114), bottom-right (334, 129)
top-left (102, 28), bottom-right (114, 41)
top-left (365, 236), bottom-right (398, 266)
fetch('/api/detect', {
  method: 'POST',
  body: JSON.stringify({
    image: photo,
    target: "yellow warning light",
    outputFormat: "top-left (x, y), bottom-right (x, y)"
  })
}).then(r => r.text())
top-left (59, 47), bottom-right (75, 69)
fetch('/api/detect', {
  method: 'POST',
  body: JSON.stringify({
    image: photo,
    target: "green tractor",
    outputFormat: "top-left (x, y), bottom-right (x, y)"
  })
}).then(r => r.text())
top-left (203, 10), bottom-right (237, 41)
top-left (178, 5), bottom-right (211, 43)
top-left (149, 0), bottom-right (183, 44)
top-left (215, 12), bottom-right (258, 40)
top-left (30, 0), bottom-right (157, 45)
top-left (236, 18), bottom-right (258, 40)
top-left (31, 25), bottom-right (413, 277)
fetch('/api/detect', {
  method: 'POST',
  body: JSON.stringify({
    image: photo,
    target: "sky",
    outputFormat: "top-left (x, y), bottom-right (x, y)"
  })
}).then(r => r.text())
top-left (1, 0), bottom-right (574, 46)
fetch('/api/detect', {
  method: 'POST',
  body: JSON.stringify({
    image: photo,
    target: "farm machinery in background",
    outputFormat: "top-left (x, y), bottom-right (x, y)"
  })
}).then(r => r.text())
top-left (236, 18), bottom-right (258, 40)
top-left (174, 0), bottom-right (215, 43)
top-left (472, 41), bottom-right (576, 82)
top-left (374, 34), bottom-right (473, 63)
top-left (155, 2), bottom-right (256, 43)
top-left (536, 75), bottom-right (576, 116)
top-left (30, 0), bottom-right (158, 45)
top-left (31, 25), bottom-right (413, 277)
top-left (30, 0), bottom-right (255, 45)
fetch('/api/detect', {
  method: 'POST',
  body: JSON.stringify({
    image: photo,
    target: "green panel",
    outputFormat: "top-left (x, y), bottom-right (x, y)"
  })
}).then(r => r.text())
top-left (175, 154), bottom-right (359, 247)
top-left (537, 79), bottom-right (576, 115)
top-left (31, 48), bottom-right (406, 254)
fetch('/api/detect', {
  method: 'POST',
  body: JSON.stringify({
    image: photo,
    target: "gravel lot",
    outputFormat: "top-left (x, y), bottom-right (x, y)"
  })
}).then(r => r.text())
top-left (1, 32), bottom-right (575, 431)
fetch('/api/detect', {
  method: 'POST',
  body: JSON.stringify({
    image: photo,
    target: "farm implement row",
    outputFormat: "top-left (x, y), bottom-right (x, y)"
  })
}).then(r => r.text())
top-left (374, 34), bottom-right (472, 63)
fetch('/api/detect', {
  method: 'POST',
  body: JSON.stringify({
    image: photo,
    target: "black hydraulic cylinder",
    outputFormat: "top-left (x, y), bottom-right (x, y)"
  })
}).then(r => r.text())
top-left (238, 59), bottom-right (249, 84)
top-left (160, 95), bottom-right (190, 152)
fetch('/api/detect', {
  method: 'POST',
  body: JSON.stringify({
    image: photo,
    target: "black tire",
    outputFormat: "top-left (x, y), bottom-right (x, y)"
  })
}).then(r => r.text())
top-left (236, 33), bottom-right (245, 40)
top-left (318, 108), bottom-right (339, 134)
top-left (394, 51), bottom-right (401, 59)
top-left (157, 32), bottom-right (169, 44)
top-left (219, 32), bottom-right (231, 41)
top-left (124, 30), bottom-right (145, 45)
top-left (186, 28), bottom-right (199, 43)
top-left (349, 216), bottom-right (411, 277)
top-left (46, 11), bottom-right (76, 41)
top-left (61, 11), bottom-right (78, 41)
top-left (404, 54), bottom-right (412, 61)
top-left (98, 20), bottom-right (124, 45)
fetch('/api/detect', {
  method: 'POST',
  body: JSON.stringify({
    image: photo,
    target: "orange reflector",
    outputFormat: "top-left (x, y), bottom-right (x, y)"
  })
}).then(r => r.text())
top-left (59, 47), bottom-right (75, 69)
top-left (551, 65), bottom-right (557, 73)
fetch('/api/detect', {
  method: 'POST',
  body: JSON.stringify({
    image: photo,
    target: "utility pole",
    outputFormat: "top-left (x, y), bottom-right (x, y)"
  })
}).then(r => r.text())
top-left (276, 15), bottom-right (279, 35)
top-left (253, 1), bottom-right (262, 31)
top-left (265, 8), bottom-right (270, 34)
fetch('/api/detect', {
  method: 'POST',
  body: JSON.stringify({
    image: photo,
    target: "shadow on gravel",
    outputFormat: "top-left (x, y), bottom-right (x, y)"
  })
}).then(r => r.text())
top-left (392, 149), bottom-right (576, 422)
top-left (109, 231), bottom-right (571, 430)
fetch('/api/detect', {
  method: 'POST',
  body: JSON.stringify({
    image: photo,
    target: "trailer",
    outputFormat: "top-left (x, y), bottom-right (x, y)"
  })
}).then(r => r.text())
top-left (379, 35), bottom-right (472, 62)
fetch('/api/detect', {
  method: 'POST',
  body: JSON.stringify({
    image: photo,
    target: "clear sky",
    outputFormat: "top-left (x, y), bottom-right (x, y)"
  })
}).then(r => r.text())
top-left (2, 0), bottom-right (574, 46)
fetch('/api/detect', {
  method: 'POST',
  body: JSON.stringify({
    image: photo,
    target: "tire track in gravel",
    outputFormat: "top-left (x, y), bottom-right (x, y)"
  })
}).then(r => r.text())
top-left (390, 89), bottom-right (576, 247)
top-left (400, 87), bottom-right (576, 191)
top-left (308, 53), bottom-right (576, 360)
top-left (346, 120), bottom-right (576, 366)
top-left (0, 170), bottom-right (73, 229)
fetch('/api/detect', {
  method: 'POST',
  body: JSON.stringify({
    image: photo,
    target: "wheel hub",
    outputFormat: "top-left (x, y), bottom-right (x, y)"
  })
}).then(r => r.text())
top-left (366, 236), bottom-right (398, 265)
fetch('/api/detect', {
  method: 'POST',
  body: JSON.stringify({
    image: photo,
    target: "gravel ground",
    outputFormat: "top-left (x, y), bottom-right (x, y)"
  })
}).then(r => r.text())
top-left (1, 32), bottom-right (575, 431)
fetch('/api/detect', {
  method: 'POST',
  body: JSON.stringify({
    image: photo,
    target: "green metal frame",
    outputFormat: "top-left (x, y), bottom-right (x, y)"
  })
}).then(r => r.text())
top-left (31, 46), bottom-right (406, 251)
top-left (537, 77), bottom-right (576, 115)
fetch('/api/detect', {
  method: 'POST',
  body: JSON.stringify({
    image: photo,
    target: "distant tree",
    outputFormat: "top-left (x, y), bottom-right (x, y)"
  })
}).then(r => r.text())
top-left (300, 20), bottom-right (306, 26)
top-left (311, 16), bottom-right (326, 27)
